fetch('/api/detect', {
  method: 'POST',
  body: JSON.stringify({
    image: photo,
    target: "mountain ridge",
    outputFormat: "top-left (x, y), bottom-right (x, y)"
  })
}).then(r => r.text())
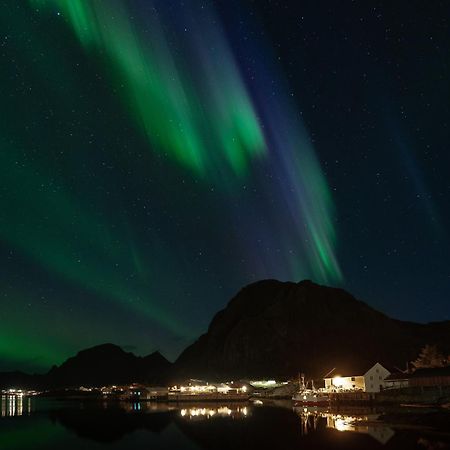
top-left (0, 343), bottom-right (172, 389)
top-left (175, 279), bottom-right (450, 378)
top-left (1, 279), bottom-right (449, 387)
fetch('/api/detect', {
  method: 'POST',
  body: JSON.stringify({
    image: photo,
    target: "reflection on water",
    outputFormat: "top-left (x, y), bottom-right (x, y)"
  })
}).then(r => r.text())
top-left (180, 405), bottom-right (249, 419)
top-left (294, 406), bottom-right (395, 444)
top-left (0, 397), bottom-right (449, 450)
top-left (1, 395), bottom-right (32, 417)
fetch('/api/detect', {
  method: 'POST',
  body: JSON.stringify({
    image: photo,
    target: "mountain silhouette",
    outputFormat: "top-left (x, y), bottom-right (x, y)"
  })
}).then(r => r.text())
top-left (176, 280), bottom-right (450, 378)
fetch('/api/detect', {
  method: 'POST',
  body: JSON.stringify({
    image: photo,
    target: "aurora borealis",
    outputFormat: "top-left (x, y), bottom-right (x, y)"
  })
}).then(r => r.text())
top-left (1, 0), bottom-right (449, 371)
top-left (30, 0), bottom-right (266, 177)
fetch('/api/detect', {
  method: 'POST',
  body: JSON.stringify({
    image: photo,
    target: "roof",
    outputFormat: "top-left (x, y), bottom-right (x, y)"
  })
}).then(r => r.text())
top-left (410, 366), bottom-right (450, 378)
top-left (323, 362), bottom-right (388, 379)
top-left (385, 371), bottom-right (410, 381)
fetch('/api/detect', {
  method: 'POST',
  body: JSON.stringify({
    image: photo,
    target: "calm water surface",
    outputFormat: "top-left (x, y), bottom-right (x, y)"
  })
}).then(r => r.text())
top-left (1, 395), bottom-right (449, 449)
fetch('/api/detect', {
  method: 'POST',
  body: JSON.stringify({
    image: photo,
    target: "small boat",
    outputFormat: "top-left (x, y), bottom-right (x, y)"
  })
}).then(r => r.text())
top-left (292, 375), bottom-right (329, 406)
top-left (292, 389), bottom-right (329, 406)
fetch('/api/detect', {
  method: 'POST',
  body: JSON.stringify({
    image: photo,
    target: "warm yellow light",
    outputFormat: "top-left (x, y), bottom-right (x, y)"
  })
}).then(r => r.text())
top-left (332, 376), bottom-right (344, 387)
top-left (334, 418), bottom-right (348, 431)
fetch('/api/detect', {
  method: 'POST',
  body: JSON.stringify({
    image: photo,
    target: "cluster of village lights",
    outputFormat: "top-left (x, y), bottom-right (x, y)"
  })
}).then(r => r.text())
top-left (170, 383), bottom-right (247, 394)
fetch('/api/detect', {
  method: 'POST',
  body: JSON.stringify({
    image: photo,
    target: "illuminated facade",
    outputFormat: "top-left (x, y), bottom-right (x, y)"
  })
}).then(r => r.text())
top-left (324, 363), bottom-right (390, 393)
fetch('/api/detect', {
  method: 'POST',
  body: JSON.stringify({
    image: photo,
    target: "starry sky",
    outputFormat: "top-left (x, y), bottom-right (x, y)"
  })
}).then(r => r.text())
top-left (1, 0), bottom-right (449, 372)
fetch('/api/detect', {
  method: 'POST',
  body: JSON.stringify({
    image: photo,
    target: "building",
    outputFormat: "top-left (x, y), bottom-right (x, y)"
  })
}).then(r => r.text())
top-left (409, 366), bottom-right (450, 387)
top-left (384, 371), bottom-right (410, 389)
top-left (324, 363), bottom-right (390, 393)
top-left (168, 379), bottom-right (249, 401)
top-left (127, 386), bottom-right (168, 401)
top-left (248, 380), bottom-right (288, 389)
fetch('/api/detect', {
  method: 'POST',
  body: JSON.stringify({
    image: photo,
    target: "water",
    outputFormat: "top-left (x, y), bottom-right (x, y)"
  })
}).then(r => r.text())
top-left (1, 395), bottom-right (449, 449)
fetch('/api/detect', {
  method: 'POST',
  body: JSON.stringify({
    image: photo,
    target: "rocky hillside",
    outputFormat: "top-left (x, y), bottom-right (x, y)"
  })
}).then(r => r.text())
top-left (176, 280), bottom-right (450, 378)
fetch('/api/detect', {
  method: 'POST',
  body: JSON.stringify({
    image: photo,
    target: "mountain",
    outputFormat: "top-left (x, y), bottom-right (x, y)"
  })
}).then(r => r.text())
top-left (176, 279), bottom-right (450, 379)
top-left (0, 344), bottom-right (172, 390)
top-left (0, 371), bottom-right (45, 390)
top-left (46, 344), bottom-right (172, 388)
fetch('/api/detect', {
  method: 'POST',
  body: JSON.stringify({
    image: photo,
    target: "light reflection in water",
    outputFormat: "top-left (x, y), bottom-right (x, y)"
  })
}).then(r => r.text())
top-left (61, 399), bottom-right (250, 419)
top-left (180, 405), bottom-right (249, 420)
top-left (1, 395), bottom-right (32, 417)
top-left (293, 407), bottom-right (395, 445)
top-left (132, 402), bottom-right (141, 411)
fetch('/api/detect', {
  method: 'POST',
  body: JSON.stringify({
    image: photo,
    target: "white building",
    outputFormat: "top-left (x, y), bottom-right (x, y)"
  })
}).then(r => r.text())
top-left (324, 363), bottom-right (391, 393)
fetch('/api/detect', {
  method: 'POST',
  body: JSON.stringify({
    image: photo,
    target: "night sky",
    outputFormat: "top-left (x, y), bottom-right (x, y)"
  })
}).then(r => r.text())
top-left (1, 0), bottom-right (449, 372)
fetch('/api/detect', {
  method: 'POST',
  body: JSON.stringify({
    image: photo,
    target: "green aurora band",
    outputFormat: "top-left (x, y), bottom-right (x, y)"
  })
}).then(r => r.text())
top-left (31, 0), bottom-right (266, 176)
top-left (28, 0), bottom-right (341, 280)
top-left (0, 0), bottom-right (343, 369)
top-left (0, 145), bottom-right (188, 338)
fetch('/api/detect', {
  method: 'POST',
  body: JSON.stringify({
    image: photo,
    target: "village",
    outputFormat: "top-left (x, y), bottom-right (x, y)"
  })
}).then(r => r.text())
top-left (3, 345), bottom-right (450, 410)
top-left (97, 361), bottom-right (450, 406)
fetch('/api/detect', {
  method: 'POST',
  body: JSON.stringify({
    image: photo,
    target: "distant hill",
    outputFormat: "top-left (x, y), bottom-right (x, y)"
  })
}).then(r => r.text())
top-left (0, 344), bottom-right (172, 389)
top-left (45, 343), bottom-right (172, 388)
top-left (0, 371), bottom-right (45, 390)
top-left (175, 280), bottom-right (450, 378)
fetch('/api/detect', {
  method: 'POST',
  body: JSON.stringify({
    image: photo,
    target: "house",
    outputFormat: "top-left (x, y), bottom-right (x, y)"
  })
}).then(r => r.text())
top-left (125, 385), bottom-right (169, 401)
top-left (324, 363), bottom-right (390, 393)
top-left (409, 366), bottom-right (450, 387)
top-left (384, 371), bottom-right (410, 389)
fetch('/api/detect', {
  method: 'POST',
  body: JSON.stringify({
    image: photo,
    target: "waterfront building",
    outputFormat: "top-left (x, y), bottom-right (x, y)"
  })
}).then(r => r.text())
top-left (324, 363), bottom-right (390, 393)
top-left (409, 366), bottom-right (450, 387)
